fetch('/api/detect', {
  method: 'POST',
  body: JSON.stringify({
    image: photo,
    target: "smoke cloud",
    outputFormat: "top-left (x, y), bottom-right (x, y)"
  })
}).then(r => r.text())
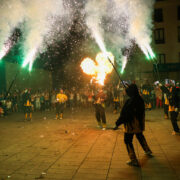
top-left (0, 0), bottom-right (73, 67)
top-left (0, 0), bottom-right (155, 72)
top-left (0, 0), bottom-right (25, 50)
top-left (84, 0), bottom-right (155, 71)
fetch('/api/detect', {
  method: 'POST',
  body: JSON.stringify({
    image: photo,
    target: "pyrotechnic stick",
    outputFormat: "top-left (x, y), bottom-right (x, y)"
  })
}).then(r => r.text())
top-left (107, 57), bottom-right (126, 88)
top-left (153, 57), bottom-right (160, 82)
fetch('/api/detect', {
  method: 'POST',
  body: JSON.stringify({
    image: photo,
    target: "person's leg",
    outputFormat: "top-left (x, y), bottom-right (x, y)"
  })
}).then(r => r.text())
top-left (25, 113), bottom-right (27, 120)
top-left (29, 112), bottom-right (32, 120)
top-left (100, 106), bottom-right (106, 129)
top-left (24, 106), bottom-right (27, 121)
top-left (60, 104), bottom-right (64, 119)
top-left (136, 133), bottom-right (152, 154)
top-left (159, 99), bottom-right (162, 108)
top-left (56, 103), bottom-right (60, 119)
top-left (156, 98), bottom-right (159, 108)
top-left (114, 102), bottom-right (117, 113)
top-left (164, 105), bottom-right (169, 119)
top-left (170, 111), bottom-right (179, 133)
top-left (124, 133), bottom-right (139, 165)
top-left (95, 105), bottom-right (101, 127)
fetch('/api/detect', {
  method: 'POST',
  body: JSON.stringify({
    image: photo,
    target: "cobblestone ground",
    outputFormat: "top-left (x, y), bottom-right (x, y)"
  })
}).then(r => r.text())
top-left (0, 108), bottom-right (180, 180)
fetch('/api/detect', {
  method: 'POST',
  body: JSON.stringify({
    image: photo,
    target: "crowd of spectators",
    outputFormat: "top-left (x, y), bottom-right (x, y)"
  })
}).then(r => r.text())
top-left (0, 81), bottom-right (179, 118)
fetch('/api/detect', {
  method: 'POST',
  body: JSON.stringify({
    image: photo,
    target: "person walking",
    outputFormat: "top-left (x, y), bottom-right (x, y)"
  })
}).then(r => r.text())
top-left (113, 84), bottom-right (152, 167)
top-left (56, 89), bottom-right (68, 119)
top-left (94, 88), bottom-right (107, 130)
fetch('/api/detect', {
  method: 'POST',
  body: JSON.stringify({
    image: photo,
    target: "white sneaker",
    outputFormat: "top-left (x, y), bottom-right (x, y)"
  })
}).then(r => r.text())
top-left (102, 128), bottom-right (106, 130)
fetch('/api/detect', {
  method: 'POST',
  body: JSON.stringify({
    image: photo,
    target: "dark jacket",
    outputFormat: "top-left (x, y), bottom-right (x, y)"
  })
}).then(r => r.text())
top-left (115, 84), bottom-right (145, 133)
top-left (161, 86), bottom-right (179, 109)
top-left (22, 91), bottom-right (31, 106)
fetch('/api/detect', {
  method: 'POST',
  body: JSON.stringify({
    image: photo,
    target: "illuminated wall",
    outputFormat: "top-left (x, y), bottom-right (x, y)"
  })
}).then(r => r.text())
top-left (5, 62), bottom-right (52, 91)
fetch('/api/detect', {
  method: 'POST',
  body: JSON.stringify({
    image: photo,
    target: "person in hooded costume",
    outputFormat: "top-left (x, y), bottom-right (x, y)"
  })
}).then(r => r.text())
top-left (113, 84), bottom-right (152, 166)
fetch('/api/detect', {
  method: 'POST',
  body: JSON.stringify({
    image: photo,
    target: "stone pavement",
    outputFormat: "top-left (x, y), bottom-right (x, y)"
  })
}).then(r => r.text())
top-left (0, 108), bottom-right (180, 180)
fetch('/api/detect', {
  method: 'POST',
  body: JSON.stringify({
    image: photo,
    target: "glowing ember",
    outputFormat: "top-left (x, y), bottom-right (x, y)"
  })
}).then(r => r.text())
top-left (80, 52), bottom-right (114, 85)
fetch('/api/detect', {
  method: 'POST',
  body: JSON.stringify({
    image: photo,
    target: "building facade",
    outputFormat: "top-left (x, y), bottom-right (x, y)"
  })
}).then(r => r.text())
top-left (153, 0), bottom-right (180, 81)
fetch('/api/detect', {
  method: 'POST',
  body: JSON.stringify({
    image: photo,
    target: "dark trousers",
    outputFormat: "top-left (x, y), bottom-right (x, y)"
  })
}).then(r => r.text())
top-left (95, 104), bottom-right (106, 125)
top-left (170, 111), bottom-right (179, 132)
top-left (164, 104), bottom-right (169, 116)
top-left (114, 102), bottom-right (120, 111)
top-left (124, 132), bottom-right (151, 160)
top-left (45, 100), bottom-right (49, 110)
top-left (56, 103), bottom-right (65, 115)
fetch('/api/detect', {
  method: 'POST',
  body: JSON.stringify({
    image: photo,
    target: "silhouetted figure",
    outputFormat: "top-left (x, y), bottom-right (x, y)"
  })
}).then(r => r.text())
top-left (114, 84), bottom-right (152, 166)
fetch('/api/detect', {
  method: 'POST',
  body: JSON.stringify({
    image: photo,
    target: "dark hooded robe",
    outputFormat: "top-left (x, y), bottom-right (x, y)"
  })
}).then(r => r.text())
top-left (115, 84), bottom-right (145, 133)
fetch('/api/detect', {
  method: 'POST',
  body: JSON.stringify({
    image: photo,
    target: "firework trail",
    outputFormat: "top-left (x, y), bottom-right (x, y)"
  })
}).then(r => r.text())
top-left (85, 0), bottom-right (155, 73)
top-left (0, 0), bottom-right (73, 70)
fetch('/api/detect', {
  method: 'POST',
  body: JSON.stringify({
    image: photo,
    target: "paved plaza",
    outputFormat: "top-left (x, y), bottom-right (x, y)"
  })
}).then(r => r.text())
top-left (0, 108), bottom-right (180, 180)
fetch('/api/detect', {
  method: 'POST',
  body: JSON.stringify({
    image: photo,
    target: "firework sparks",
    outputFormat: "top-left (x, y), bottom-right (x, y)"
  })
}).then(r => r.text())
top-left (0, 40), bottom-right (12, 60)
top-left (22, 48), bottom-right (37, 71)
top-left (140, 43), bottom-right (155, 60)
top-left (81, 52), bottom-right (114, 85)
top-left (121, 56), bottom-right (128, 74)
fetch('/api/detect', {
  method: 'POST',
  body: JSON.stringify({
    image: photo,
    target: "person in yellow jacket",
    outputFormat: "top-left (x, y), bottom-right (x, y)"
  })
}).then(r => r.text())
top-left (164, 92), bottom-right (169, 119)
top-left (56, 89), bottom-right (68, 119)
top-left (22, 89), bottom-right (32, 121)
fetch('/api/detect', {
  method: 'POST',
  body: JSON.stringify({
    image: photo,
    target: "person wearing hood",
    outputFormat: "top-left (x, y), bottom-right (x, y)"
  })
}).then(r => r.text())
top-left (113, 84), bottom-right (152, 167)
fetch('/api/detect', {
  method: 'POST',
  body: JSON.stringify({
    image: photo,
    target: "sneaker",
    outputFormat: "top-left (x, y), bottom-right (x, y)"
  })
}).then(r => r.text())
top-left (102, 128), bottom-right (106, 130)
top-left (172, 131), bottom-right (180, 135)
top-left (126, 160), bottom-right (140, 167)
top-left (144, 151), bottom-right (153, 156)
